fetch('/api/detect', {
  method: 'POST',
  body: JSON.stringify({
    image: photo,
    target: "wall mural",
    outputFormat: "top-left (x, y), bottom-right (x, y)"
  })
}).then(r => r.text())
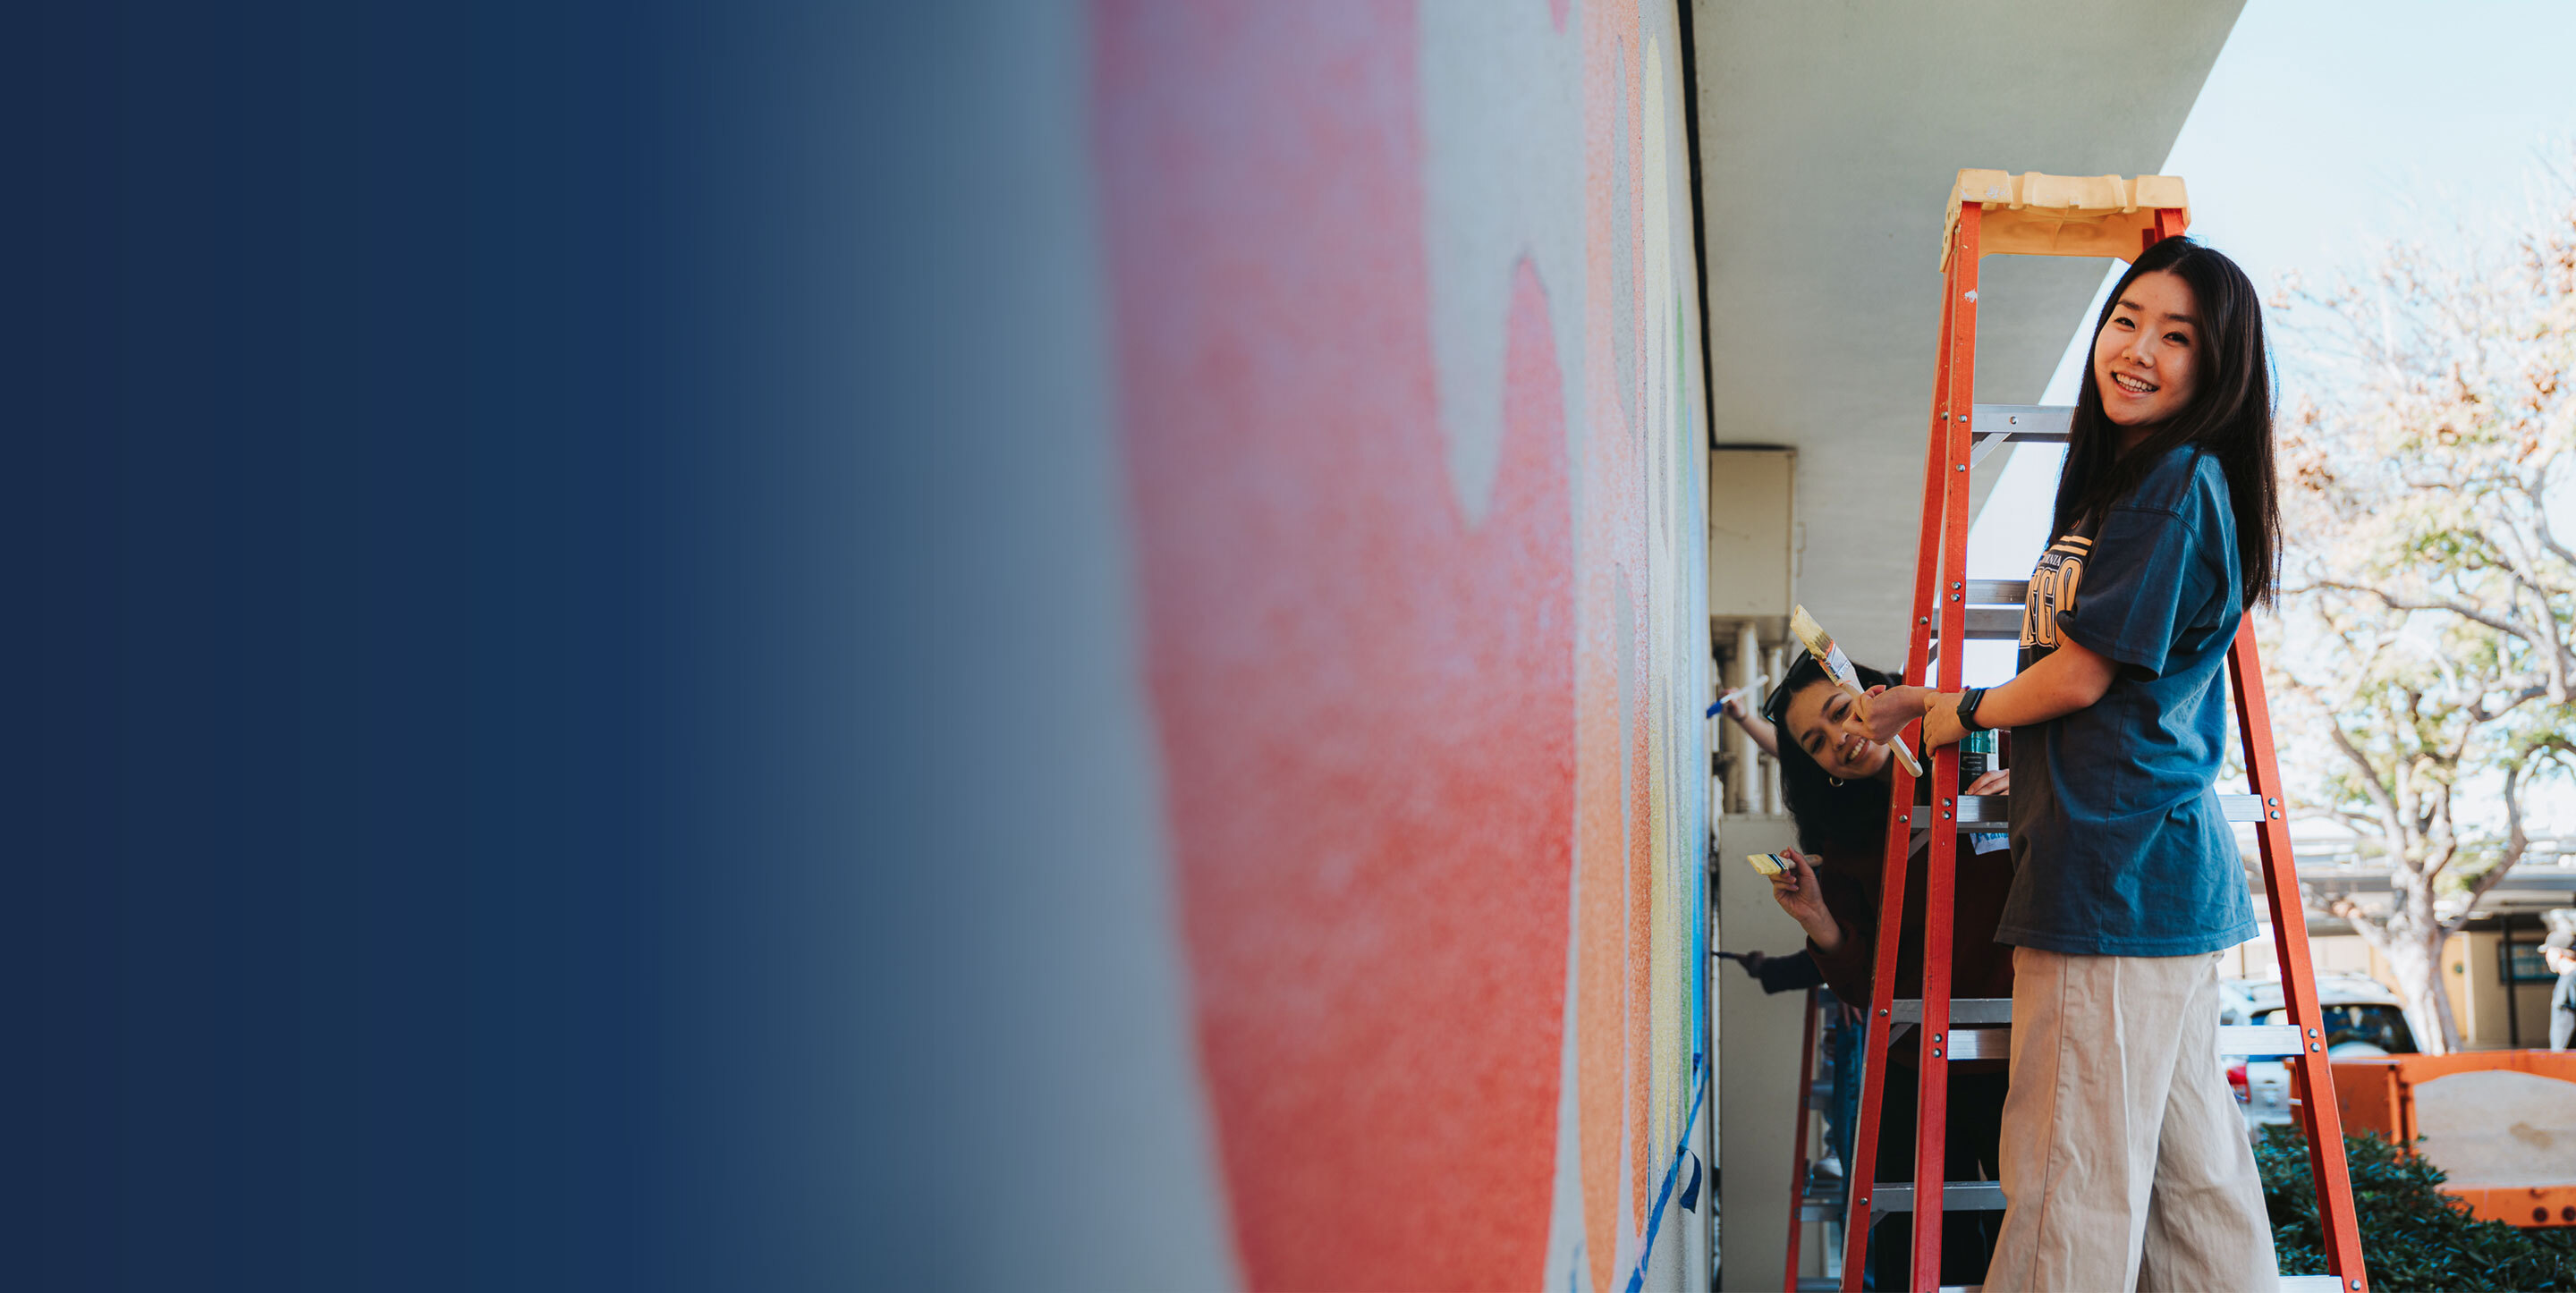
top-left (1097, 0), bottom-right (1708, 1286)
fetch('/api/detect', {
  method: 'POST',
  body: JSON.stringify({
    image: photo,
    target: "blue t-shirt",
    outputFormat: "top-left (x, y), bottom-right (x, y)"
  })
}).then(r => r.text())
top-left (1998, 445), bottom-right (2258, 957)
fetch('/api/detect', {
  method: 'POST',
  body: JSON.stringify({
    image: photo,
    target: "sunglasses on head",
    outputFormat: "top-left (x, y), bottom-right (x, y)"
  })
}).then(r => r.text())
top-left (1758, 650), bottom-right (1818, 726)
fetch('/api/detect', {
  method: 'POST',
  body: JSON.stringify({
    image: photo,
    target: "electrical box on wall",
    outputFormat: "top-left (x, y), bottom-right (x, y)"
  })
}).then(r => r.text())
top-left (1707, 448), bottom-right (1795, 624)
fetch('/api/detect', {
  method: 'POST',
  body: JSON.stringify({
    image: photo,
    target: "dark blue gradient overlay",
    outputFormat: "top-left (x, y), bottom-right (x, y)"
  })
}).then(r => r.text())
top-left (20, 4), bottom-right (992, 1288)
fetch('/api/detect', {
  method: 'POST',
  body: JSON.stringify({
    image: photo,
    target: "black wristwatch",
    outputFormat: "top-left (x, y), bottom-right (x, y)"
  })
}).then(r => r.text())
top-left (1953, 686), bottom-right (1989, 732)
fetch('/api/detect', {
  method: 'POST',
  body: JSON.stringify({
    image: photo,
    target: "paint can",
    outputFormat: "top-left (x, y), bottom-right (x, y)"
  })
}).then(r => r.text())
top-left (1958, 728), bottom-right (1996, 781)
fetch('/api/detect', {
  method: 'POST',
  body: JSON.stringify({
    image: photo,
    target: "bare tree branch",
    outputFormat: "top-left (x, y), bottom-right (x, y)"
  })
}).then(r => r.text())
top-left (2442, 765), bottom-right (2534, 937)
top-left (2308, 579), bottom-right (2538, 643)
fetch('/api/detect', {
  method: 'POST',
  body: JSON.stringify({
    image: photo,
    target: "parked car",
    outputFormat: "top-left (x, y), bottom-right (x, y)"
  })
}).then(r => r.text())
top-left (2217, 974), bottom-right (2423, 1128)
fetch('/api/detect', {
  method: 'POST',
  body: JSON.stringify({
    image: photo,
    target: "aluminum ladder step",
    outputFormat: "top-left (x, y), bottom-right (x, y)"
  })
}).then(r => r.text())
top-left (1883, 1001), bottom-right (2314, 1059)
top-left (1911, 794), bottom-right (2281, 828)
top-left (1868, 1180), bottom-right (2005, 1213)
top-left (1892, 997), bottom-right (2013, 1024)
top-left (1930, 1280), bottom-right (2348, 1293)
top-left (1966, 404), bottom-right (2071, 469)
top-left (1902, 1024), bottom-right (2302, 1061)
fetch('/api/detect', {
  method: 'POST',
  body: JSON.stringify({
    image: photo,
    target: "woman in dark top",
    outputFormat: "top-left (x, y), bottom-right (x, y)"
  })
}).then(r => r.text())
top-left (1857, 237), bottom-right (2283, 1291)
top-left (1754, 651), bottom-right (2012, 1289)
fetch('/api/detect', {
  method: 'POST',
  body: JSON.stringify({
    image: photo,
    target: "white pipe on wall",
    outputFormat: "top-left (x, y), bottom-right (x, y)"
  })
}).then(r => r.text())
top-left (1764, 643), bottom-right (1787, 815)
top-left (1733, 621), bottom-right (1760, 815)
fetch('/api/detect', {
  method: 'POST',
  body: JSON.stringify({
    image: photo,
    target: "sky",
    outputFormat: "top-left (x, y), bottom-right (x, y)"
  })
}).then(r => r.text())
top-left (1962, 0), bottom-right (2576, 694)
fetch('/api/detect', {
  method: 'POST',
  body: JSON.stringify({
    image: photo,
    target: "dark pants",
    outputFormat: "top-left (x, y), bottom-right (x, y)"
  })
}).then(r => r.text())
top-left (1867, 1063), bottom-right (2008, 1291)
top-left (1825, 1003), bottom-right (1860, 1179)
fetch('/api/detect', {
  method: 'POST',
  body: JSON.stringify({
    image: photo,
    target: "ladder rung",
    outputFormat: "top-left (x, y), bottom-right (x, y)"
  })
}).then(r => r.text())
top-left (2220, 1023), bottom-right (2308, 1056)
top-left (1892, 997), bottom-right (2012, 1024)
top-left (1962, 607), bottom-right (2020, 638)
top-left (1970, 404), bottom-right (2072, 439)
top-left (1966, 579), bottom-right (2026, 604)
top-left (1796, 1280), bottom-right (1843, 1292)
top-left (1967, 405), bottom-right (2072, 468)
top-left (2224, 793), bottom-right (2278, 823)
top-left (1914, 607), bottom-right (2021, 638)
top-left (1911, 795), bottom-right (2268, 828)
top-left (1868, 1180), bottom-right (2006, 1213)
top-left (1909, 796), bottom-right (2010, 826)
top-left (1879, 1019), bottom-right (2301, 1059)
top-left (1943, 1027), bottom-right (2009, 1061)
top-left (1933, 1272), bottom-right (2345, 1292)
top-left (1967, 1026), bottom-right (2293, 1061)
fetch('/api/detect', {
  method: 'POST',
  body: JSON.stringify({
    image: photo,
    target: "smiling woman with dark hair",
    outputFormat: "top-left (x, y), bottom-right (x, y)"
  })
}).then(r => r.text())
top-left (1744, 649), bottom-right (2015, 1288)
top-left (1858, 236), bottom-right (2283, 1292)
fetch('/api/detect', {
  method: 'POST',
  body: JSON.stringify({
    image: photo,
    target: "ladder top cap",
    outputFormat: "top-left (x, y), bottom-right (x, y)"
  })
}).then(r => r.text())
top-left (1943, 170), bottom-right (2190, 270)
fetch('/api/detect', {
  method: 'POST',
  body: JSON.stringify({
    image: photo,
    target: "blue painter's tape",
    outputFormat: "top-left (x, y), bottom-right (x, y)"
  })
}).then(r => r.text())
top-left (1623, 1053), bottom-right (1709, 1293)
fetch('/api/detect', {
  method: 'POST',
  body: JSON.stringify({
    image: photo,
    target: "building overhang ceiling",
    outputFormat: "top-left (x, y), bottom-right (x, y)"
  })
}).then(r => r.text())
top-left (1690, 0), bottom-right (2245, 665)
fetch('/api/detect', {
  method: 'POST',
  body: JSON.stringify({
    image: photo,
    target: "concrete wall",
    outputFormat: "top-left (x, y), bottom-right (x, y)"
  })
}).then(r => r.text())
top-left (1712, 813), bottom-right (1810, 1290)
top-left (1003, 2), bottom-right (1720, 1287)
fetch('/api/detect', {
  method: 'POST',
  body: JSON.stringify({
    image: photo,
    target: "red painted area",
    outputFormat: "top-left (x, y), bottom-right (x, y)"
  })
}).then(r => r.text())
top-left (1097, 4), bottom-right (1576, 1289)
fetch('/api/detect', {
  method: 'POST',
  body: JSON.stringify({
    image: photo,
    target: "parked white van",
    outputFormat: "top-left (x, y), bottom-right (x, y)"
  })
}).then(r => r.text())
top-left (2217, 973), bottom-right (2424, 1128)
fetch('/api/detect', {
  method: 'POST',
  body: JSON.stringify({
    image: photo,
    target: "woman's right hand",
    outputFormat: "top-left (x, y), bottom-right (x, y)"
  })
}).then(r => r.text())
top-left (1766, 849), bottom-right (1843, 954)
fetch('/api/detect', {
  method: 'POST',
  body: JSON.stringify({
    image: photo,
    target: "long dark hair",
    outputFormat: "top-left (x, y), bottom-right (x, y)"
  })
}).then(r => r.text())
top-left (1761, 651), bottom-right (1897, 857)
top-left (2051, 236), bottom-right (2279, 608)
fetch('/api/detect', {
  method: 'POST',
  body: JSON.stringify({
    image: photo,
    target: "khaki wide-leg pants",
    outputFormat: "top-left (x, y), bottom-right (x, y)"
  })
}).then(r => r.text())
top-left (1986, 947), bottom-right (2278, 1293)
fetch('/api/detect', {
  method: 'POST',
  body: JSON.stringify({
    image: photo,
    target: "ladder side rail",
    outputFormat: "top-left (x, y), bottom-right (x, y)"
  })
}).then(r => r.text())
top-left (2229, 619), bottom-right (2369, 1290)
top-left (1784, 987), bottom-right (1824, 1293)
top-left (1843, 200), bottom-right (1967, 1293)
top-left (1906, 204), bottom-right (1978, 1293)
top-left (1909, 200), bottom-right (1980, 1293)
top-left (2143, 206), bottom-right (2185, 257)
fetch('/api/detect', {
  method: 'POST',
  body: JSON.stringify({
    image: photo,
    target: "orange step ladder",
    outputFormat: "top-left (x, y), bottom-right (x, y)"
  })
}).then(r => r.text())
top-left (1792, 171), bottom-right (2368, 1293)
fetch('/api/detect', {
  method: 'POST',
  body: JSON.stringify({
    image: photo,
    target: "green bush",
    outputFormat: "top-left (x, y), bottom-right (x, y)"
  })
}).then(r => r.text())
top-left (2257, 1124), bottom-right (2576, 1291)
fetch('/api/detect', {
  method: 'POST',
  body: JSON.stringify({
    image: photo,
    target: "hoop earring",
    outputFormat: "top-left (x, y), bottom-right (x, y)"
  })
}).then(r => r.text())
top-left (1828, 775), bottom-right (1843, 787)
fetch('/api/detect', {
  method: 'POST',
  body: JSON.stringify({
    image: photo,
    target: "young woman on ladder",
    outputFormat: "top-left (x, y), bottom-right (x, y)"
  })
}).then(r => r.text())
top-left (1849, 236), bottom-right (2284, 1291)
